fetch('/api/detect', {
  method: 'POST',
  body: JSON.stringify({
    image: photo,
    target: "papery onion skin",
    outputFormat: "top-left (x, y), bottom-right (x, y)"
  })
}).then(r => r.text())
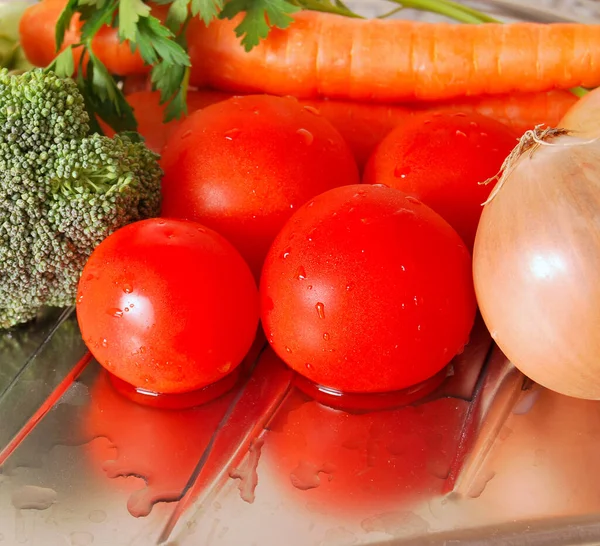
top-left (473, 132), bottom-right (600, 400)
top-left (559, 87), bottom-right (600, 135)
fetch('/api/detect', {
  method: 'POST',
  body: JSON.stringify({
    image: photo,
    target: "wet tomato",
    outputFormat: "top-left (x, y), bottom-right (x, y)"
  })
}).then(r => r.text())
top-left (76, 218), bottom-right (259, 394)
top-left (160, 94), bottom-right (360, 279)
top-left (260, 184), bottom-right (476, 393)
top-left (363, 111), bottom-right (518, 250)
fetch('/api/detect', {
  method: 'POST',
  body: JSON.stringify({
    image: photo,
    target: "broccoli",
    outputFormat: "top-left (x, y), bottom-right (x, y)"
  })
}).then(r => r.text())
top-left (0, 68), bottom-right (162, 329)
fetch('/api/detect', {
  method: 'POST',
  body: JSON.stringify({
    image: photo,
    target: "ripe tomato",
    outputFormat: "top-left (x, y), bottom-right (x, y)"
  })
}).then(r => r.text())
top-left (160, 94), bottom-right (360, 278)
top-left (260, 184), bottom-right (476, 393)
top-left (363, 111), bottom-right (518, 251)
top-left (76, 218), bottom-right (259, 394)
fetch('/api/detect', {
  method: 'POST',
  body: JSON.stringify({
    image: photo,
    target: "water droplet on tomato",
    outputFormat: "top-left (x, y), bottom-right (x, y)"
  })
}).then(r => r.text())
top-left (491, 148), bottom-right (499, 153)
top-left (85, 273), bottom-right (94, 281)
top-left (129, 303), bottom-right (135, 309)
top-left (405, 196), bottom-right (421, 205)
top-left (453, 112), bottom-right (467, 118)
top-left (305, 363), bottom-right (313, 370)
top-left (285, 346), bottom-right (292, 354)
top-left (123, 283), bottom-right (133, 294)
top-left (455, 129), bottom-right (467, 137)
top-left (101, 339), bottom-right (108, 347)
top-left (353, 189), bottom-right (367, 198)
top-left (139, 346), bottom-right (146, 354)
top-left (303, 105), bottom-right (320, 115)
top-left (423, 119), bottom-right (432, 125)
top-left (181, 130), bottom-right (192, 140)
top-left (77, 294), bottom-right (83, 303)
top-left (218, 361), bottom-right (232, 374)
top-left (124, 307), bottom-right (130, 313)
top-left (224, 128), bottom-right (241, 140)
top-left (157, 220), bottom-right (166, 225)
top-left (323, 332), bottom-right (330, 341)
top-left (108, 308), bottom-right (123, 318)
top-left (470, 121), bottom-right (478, 128)
top-left (413, 296), bottom-right (419, 306)
top-left (372, 183), bottom-right (389, 188)
top-left (394, 165), bottom-right (411, 178)
top-left (345, 283), bottom-right (353, 291)
top-left (282, 248), bottom-right (291, 259)
top-left (307, 201), bottom-right (315, 208)
top-left (307, 285), bottom-right (313, 290)
top-left (297, 128), bottom-right (314, 145)
top-left (417, 324), bottom-right (421, 331)
top-left (315, 302), bottom-right (325, 319)
top-left (296, 266), bottom-right (306, 280)
top-left (401, 265), bottom-right (406, 271)
top-left (480, 132), bottom-right (488, 138)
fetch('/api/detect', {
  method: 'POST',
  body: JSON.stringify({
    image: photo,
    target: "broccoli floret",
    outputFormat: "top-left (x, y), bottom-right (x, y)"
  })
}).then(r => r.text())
top-left (0, 69), bottom-right (162, 329)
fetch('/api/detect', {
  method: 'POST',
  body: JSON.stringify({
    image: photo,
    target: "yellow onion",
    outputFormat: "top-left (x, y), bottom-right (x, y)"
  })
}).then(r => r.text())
top-left (559, 88), bottom-right (600, 134)
top-left (473, 125), bottom-right (600, 400)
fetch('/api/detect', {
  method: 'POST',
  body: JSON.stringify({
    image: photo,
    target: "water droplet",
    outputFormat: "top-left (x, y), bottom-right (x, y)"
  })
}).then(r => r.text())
top-left (181, 130), bottom-right (193, 140)
top-left (139, 346), bottom-right (147, 354)
top-left (77, 294), bottom-right (84, 303)
top-left (303, 105), bottom-right (320, 115)
top-left (305, 363), bottom-right (313, 370)
top-left (372, 182), bottom-right (389, 188)
top-left (70, 532), bottom-right (94, 546)
top-left (123, 283), bottom-right (133, 293)
top-left (455, 129), bottom-right (467, 137)
top-left (224, 128), bottom-right (241, 140)
top-left (289, 203), bottom-right (294, 209)
top-left (295, 266), bottom-right (307, 280)
top-left (417, 324), bottom-right (421, 331)
top-left (124, 307), bottom-right (130, 312)
top-left (157, 220), bottom-right (166, 225)
top-left (480, 132), bottom-right (488, 138)
top-left (101, 338), bottom-right (108, 348)
top-left (413, 296), bottom-right (419, 306)
top-left (297, 128), bottom-right (314, 145)
top-left (85, 273), bottom-right (94, 281)
top-left (218, 361), bottom-right (232, 374)
top-left (405, 195), bottom-right (421, 205)
top-left (307, 285), bottom-right (313, 290)
top-left (108, 308), bottom-right (123, 318)
top-left (401, 303), bottom-right (406, 309)
top-left (307, 201), bottom-right (315, 208)
top-left (129, 303), bottom-right (135, 308)
top-left (400, 265), bottom-right (406, 271)
top-left (323, 332), bottom-right (330, 341)
top-left (282, 248), bottom-right (291, 259)
top-left (469, 121), bottom-right (478, 128)
top-left (315, 302), bottom-right (325, 319)
top-left (394, 165), bottom-right (411, 178)
top-left (353, 189), bottom-right (367, 198)
top-left (423, 119), bottom-right (432, 125)
top-left (491, 148), bottom-right (499, 153)
top-left (453, 112), bottom-right (467, 118)
top-left (285, 346), bottom-right (292, 354)
top-left (345, 283), bottom-right (353, 291)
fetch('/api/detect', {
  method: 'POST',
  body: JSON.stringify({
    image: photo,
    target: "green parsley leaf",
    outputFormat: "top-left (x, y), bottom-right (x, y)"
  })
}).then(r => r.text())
top-left (191, 0), bottom-right (224, 25)
top-left (46, 45), bottom-right (76, 78)
top-left (79, 0), bottom-right (118, 42)
top-left (84, 50), bottom-right (138, 132)
top-left (166, 0), bottom-right (190, 32)
top-left (219, 0), bottom-right (300, 51)
top-left (137, 16), bottom-right (190, 66)
top-left (55, 0), bottom-right (80, 51)
top-left (118, 0), bottom-right (151, 42)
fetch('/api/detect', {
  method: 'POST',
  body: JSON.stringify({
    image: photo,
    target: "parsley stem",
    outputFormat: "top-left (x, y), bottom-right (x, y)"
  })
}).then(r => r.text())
top-left (386, 0), bottom-right (499, 24)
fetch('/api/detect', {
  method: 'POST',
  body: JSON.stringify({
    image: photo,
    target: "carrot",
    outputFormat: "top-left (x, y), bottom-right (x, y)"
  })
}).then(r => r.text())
top-left (19, 0), bottom-right (147, 76)
top-left (188, 10), bottom-right (600, 102)
top-left (421, 89), bottom-right (579, 135)
top-left (111, 89), bottom-right (576, 171)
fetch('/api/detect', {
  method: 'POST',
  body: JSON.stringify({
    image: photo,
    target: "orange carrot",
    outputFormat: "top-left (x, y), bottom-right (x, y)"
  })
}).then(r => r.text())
top-left (110, 89), bottom-right (576, 171)
top-left (19, 0), bottom-right (148, 76)
top-left (188, 11), bottom-right (600, 102)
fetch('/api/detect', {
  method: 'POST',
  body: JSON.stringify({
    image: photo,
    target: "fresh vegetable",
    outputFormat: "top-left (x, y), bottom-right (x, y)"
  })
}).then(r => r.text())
top-left (160, 94), bottom-right (360, 278)
top-left (472, 115), bottom-right (600, 400)
top-left (188, 11), bottom-right (600, 102)
top-left (0, 69), bottom-right (162, 330)
top-left (76, 218), bottom-right (259, 394)
top-left (0, 0), bottom-right (34, 71)
top-left (558, 85), bottom-right (600, 134)
top-left (260, 184), bottom-right (477, 393)
top-left (363, 111), bottom-right (518, 250)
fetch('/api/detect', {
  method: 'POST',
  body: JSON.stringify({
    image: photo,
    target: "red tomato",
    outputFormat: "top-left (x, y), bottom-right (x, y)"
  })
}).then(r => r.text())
top-left (260, 184), bottom-right (476, 393)
top-left (363, 111), bottom-right (518, 251)
top-left (76, 218), bottom-right (259, 394)
top-left (160, 94), bottom-right (360, 279)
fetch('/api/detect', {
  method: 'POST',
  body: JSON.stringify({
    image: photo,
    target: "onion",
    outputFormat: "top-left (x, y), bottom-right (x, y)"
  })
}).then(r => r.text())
top-left (559, 88), bottom-right (600, 134)
top-left (472, 122), bottom-right (600, 400)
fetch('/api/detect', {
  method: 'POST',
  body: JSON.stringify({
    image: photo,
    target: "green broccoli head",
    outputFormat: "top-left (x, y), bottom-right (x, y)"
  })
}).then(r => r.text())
top-left (0, 69), bottom-right (162, 329)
